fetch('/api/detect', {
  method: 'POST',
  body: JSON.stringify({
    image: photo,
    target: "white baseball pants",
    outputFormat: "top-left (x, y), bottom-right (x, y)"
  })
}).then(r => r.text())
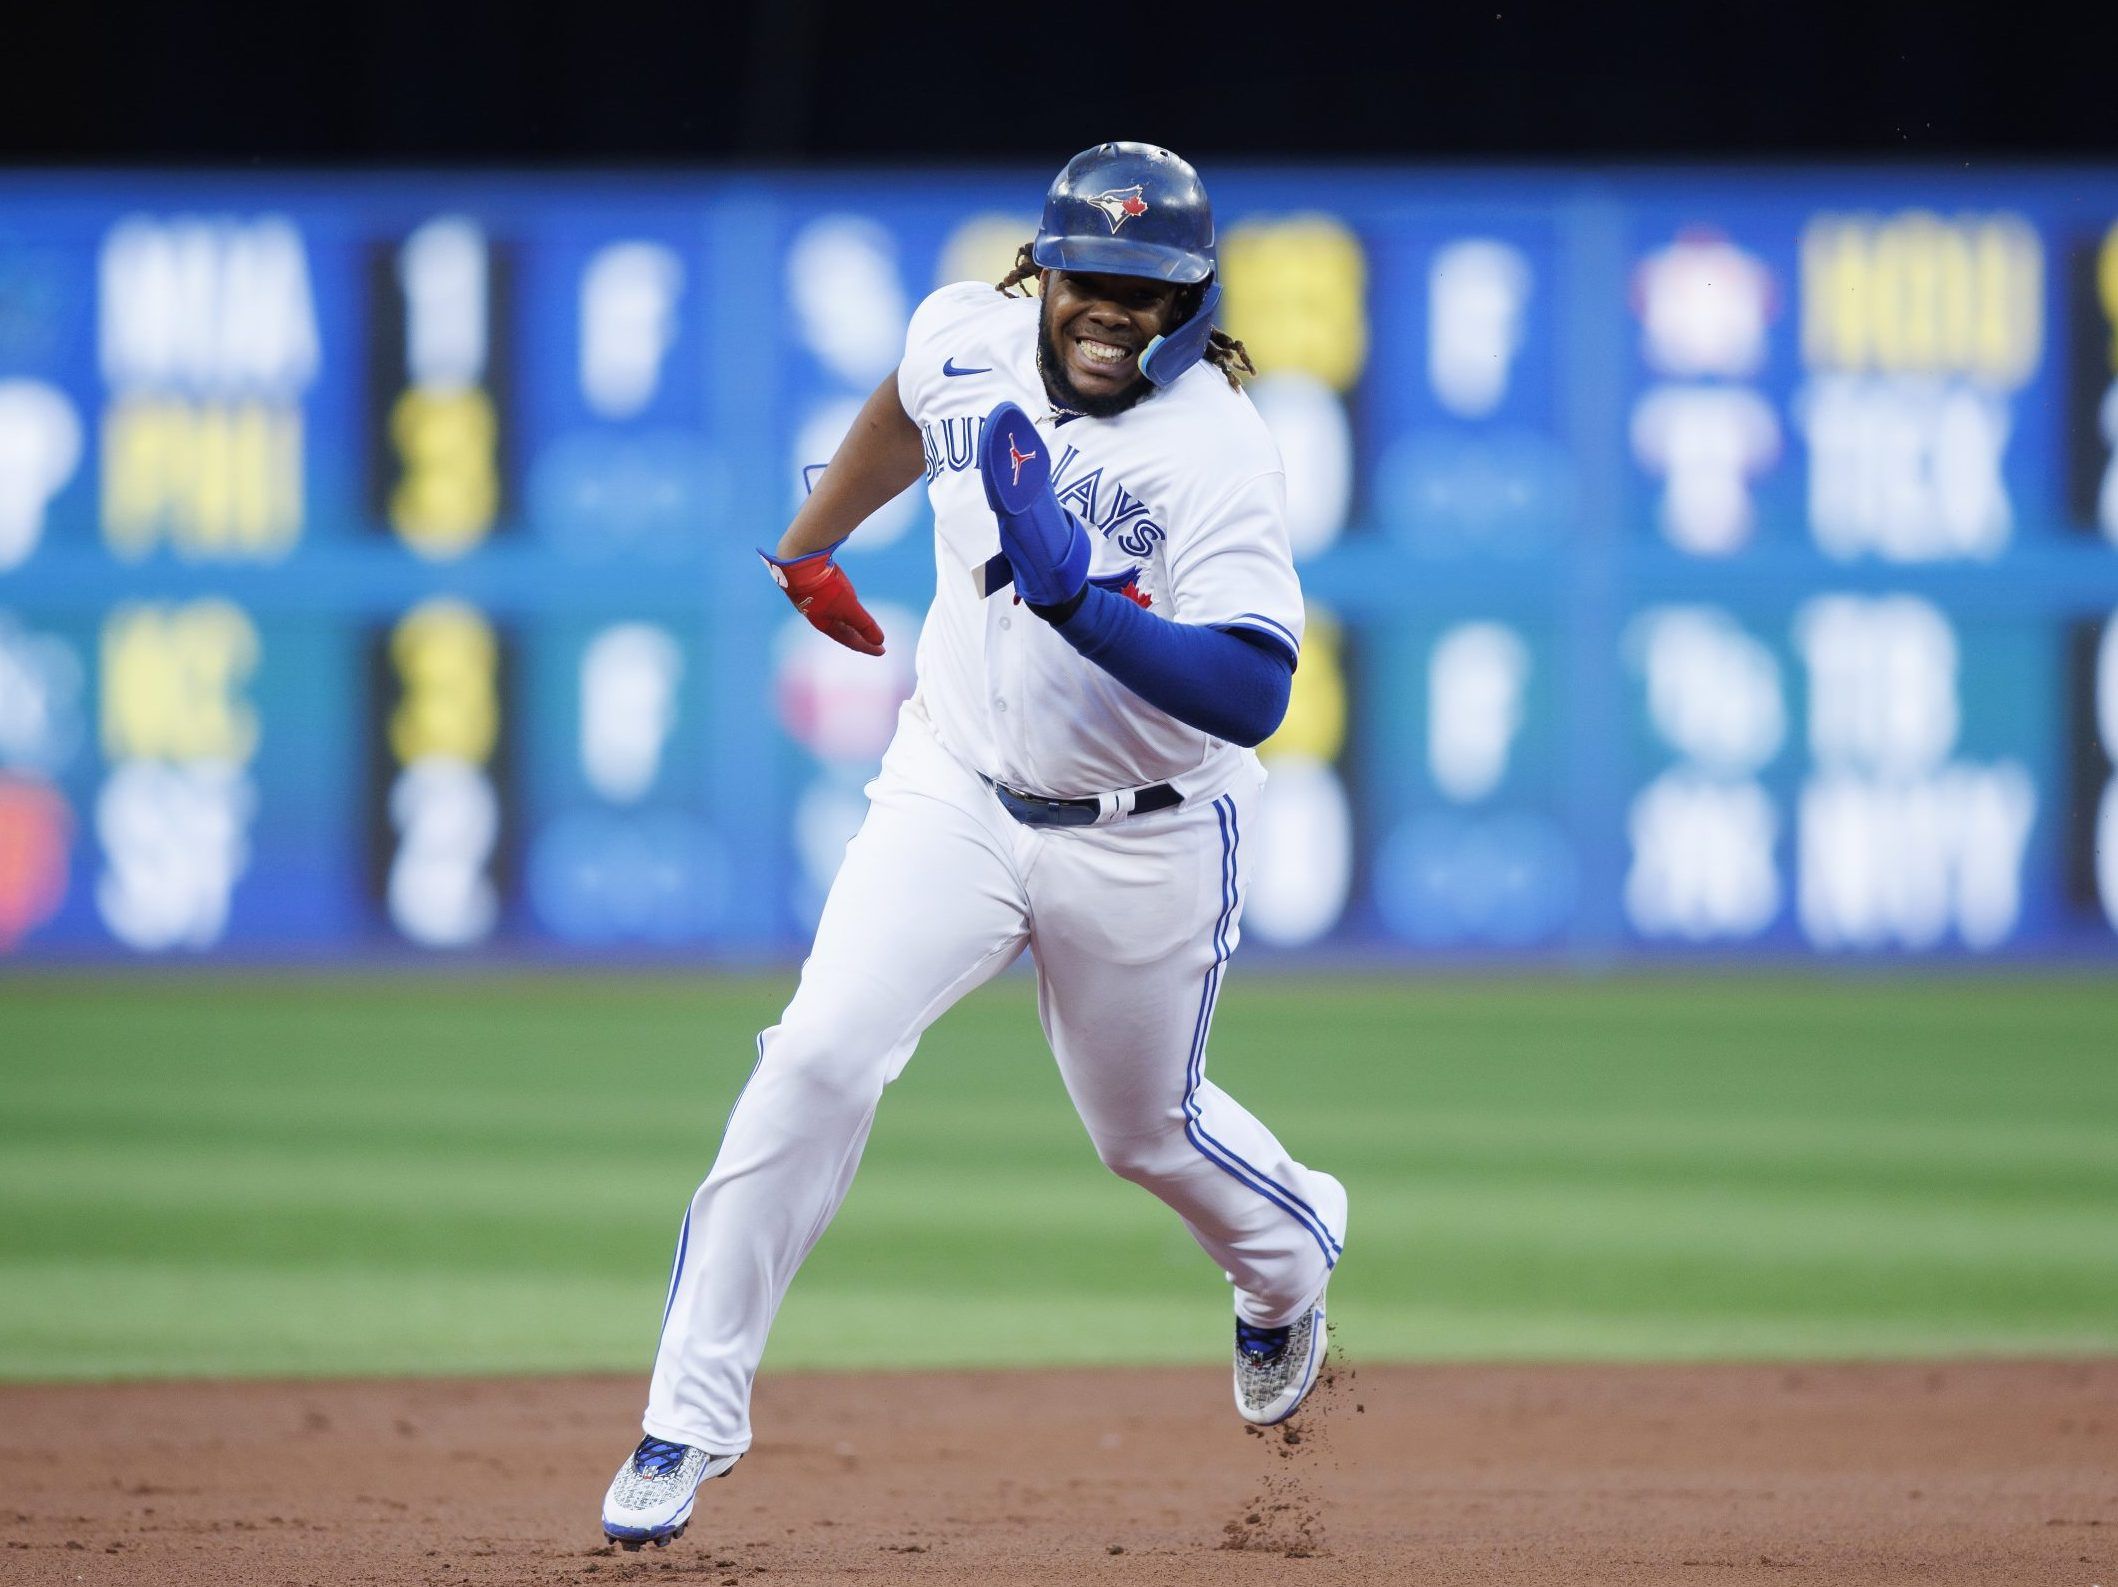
top-left (643, 707), bottom-right (1344, 1455)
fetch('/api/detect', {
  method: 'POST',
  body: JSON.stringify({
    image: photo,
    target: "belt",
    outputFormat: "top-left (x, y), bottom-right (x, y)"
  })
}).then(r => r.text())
top-left (981, 774), bottom-right (1182, 828)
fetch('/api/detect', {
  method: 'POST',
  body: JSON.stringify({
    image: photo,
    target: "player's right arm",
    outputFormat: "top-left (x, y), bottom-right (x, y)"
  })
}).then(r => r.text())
top-left (772, 372), bottom-right (924, 559)
top-left (761, 371), bottom-right (924, 657)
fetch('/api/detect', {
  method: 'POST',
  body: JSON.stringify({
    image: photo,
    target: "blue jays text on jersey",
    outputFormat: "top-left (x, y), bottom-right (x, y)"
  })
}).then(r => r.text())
top-left (919, 422), bottom-right (1166, 560)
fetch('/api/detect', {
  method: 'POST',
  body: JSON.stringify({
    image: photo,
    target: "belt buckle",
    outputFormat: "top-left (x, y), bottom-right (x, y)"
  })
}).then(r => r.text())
top-left (990, 778), bottom-right (1095, 829)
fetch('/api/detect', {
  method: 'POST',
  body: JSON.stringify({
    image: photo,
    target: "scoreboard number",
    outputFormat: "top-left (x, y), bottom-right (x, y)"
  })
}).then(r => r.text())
top-left (387, 600), bottom-right (499, 766)
top-left (388, 757), bottom-right (501, 949)
top-left (387, 387), bottom-right (499, 555)
top-left (367, 217), bottom-right (512, 560)
top-left (371, 598), bottom-right (509, 947)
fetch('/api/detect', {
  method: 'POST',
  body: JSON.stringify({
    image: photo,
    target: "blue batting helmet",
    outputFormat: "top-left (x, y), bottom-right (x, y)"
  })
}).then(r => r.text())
top-left (1031, 141), bottom-right (1216, 285)
top-left (1032, 142), bottom-right (1221, 387)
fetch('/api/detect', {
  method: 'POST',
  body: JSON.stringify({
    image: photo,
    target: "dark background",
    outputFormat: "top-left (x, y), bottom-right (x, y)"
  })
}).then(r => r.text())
top-left (5, 0), bottom-right (2110, 165)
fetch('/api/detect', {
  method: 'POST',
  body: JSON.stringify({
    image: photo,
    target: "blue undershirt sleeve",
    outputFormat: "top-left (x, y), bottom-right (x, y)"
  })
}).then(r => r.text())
top-left (1039, 583), bottom-right (1295, 748)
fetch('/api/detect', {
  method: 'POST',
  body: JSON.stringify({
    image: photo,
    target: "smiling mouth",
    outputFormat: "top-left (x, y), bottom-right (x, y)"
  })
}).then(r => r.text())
top-left (1072, 335), bottom-right (1135, 376)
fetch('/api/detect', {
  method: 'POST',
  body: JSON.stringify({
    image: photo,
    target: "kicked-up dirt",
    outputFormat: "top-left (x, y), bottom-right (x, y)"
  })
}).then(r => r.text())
top-left (2, 1357), bottom-right (2113, 1585)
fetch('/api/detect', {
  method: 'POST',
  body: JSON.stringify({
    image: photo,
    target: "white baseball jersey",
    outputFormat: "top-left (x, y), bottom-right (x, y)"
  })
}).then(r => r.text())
top-left (896, 282), bottom-right (1304, 801)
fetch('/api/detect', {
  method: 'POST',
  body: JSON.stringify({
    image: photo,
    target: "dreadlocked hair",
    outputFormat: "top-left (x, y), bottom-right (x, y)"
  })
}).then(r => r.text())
top-left (994, 243), bottom-right (1041, 298)
top-left (995, 242), bottom-right (1256, 390)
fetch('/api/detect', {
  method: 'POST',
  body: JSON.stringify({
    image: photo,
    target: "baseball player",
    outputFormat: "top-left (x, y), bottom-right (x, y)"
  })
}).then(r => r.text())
top-left (602, 141), bottom-right (1348, 1550)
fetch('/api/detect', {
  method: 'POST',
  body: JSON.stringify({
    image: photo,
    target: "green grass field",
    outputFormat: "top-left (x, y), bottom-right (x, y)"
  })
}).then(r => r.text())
top-left (1, 971), bottom-right (2113, 1382)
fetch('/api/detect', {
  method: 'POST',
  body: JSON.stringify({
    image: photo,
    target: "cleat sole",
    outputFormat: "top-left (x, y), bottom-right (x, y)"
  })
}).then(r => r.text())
top-left (609, 1520), bottom-right (686, 1553)
top-left (614, 1517), bottom-right (686, 1550)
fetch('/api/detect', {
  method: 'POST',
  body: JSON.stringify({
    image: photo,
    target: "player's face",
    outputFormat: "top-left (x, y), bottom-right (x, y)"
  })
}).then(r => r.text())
top-left (1038, 269), bottom-right (1182, 416)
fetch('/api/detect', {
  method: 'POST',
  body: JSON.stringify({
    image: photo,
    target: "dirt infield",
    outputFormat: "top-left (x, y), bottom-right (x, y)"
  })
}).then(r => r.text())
top-left (2, 1359), bottom-right (2112, 1586)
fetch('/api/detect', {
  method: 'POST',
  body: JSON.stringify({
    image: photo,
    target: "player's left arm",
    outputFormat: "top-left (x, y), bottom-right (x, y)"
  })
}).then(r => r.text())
top-left (1037, 587), bottom-right (1293, 747)
top-left (978, 402), bottom-right (1295, 747)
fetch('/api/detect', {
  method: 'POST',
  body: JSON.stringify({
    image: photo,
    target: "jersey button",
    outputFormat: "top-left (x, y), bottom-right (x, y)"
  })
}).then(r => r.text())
top-left (995, 698), bottom-right (1008, 713)
top-left (999, 615), bottom-right (1012, 630)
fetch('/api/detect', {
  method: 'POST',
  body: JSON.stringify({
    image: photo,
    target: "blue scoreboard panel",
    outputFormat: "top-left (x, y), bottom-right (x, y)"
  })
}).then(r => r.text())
top-left (2, 169), bottom-right (2116, 962)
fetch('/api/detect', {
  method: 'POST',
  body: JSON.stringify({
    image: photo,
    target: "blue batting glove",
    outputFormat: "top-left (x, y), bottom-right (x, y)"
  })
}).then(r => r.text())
top-left (978, 401), bottom-right (1089, 611)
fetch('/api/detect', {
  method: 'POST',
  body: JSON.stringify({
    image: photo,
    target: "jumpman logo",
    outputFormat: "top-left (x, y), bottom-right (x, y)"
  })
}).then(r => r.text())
top-left (1008, 434), bottom-right (1037, 487)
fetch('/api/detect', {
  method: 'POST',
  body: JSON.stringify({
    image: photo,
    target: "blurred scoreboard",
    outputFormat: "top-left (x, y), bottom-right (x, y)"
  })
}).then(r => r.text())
top-left (2, 169), bottom-right (2117, 962)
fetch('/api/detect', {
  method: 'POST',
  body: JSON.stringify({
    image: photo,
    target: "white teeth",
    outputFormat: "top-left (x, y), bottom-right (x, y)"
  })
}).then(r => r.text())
top-left (1079, 339), bottom-right (1129, 365)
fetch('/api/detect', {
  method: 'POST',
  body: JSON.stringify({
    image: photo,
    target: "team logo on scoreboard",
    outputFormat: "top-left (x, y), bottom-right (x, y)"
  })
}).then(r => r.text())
top-left (1089, 186), bottom-right (1150, 234)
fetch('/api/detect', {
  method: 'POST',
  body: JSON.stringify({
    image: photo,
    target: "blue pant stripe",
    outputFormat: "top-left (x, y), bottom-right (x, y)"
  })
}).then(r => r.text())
top-left (1181, 798), bottom-right (1235, 1097)
top-left (1183, 797), bottom-right (1239, 1102)
top-left (1197, 799), bottom-right (1340, 1250)
top-left (657, 1206), bottom-right (692, 1335)
top-left (1186, 800), bottom-right (1337, 1249)
top-left (724, 1030), bottom-right (768, 1133)
top-left (1182, 794), bottom-right (1341, 1266)
top-left (1183, 955), bottom-right (1341, 1266)
top-left (654, 1031), bottom-right (767, 1359)
top-left (1185, 1117), bottom-right (1338, 1265)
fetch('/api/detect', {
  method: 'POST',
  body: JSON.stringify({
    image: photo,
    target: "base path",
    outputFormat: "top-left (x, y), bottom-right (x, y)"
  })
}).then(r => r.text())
top-left (2, 1360), bottom-right (2112, 1586)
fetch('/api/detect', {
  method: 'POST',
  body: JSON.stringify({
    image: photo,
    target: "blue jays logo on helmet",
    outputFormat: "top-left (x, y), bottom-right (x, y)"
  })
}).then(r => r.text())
top-left (1033, 142), bottom-right (1221, 388)
top-left (1088, 185), bottom-right (1150, 234)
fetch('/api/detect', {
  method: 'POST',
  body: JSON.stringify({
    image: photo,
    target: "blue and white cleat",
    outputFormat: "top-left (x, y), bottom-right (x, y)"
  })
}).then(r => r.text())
top-left (1233, 1171), bottom-right (1347, 1426)
top-left (1233, 1300), bottom-right (1328, 1426)
top-left (600, 1436), bottom-right (739, 1550)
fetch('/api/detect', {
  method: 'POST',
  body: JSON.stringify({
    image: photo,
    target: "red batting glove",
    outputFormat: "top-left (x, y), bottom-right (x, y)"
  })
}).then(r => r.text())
top-left (759, 544), bottom-right (886, 656)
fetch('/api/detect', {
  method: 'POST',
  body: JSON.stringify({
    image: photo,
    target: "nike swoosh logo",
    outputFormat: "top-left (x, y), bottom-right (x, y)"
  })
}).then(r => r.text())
top-left (942, 358), bottom-right (991, 377)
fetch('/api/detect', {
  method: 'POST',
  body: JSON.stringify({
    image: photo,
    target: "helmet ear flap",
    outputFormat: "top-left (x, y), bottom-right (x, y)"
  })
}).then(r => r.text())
top-left (1138, 277), bottom-right (1221, 388)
